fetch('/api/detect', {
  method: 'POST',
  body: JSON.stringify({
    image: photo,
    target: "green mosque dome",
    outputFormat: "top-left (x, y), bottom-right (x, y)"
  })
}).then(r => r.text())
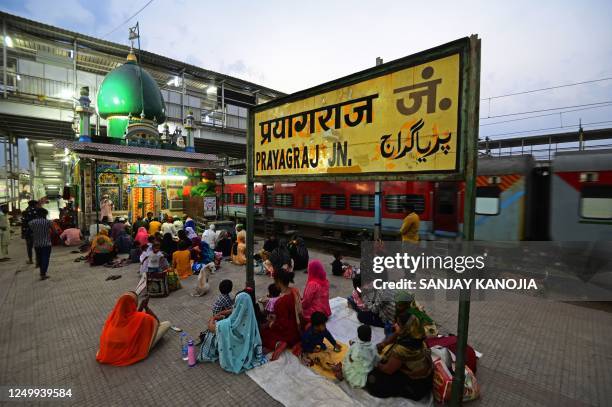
top-left (97, 53), bottom-right (166, 124)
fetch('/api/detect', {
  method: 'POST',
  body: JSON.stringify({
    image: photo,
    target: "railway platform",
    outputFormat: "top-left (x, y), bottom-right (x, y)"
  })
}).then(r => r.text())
top-left (0, 230), bottom-right (611, 406)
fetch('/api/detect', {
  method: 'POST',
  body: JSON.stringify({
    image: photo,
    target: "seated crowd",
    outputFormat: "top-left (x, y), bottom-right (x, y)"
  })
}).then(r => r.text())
top-left (96, 225), bottom-right (439, 402)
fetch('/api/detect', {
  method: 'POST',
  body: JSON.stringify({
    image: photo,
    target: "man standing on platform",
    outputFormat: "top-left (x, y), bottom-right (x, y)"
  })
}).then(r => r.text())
top-left (21, 200), bottom-right (39, 264)
top-left (0, 204), bottom-right (10, 262)
top-left (400, 204), bottom-right (420, 243)
top-left (29, 208), bottom-right (54, 280)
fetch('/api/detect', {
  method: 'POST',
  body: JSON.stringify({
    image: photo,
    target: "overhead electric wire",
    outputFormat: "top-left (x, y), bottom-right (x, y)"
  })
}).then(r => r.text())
top-left (480, 103), bottom-right (612, 126)
top-left (481, 76), bottom-right (612, 101)
top-left (480, 100), bottom-right (612, 120)
top-left (102, 0), bottom-right (154, 38)
top-left (485, 120), bottom-right (612, 139)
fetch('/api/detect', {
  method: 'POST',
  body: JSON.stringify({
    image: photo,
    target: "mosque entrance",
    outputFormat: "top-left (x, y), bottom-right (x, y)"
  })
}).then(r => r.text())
top-left (130, 187), bottom-right (160, 222)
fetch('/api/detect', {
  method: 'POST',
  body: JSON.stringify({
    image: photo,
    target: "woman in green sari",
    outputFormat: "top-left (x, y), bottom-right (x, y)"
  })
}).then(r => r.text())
top-left (366, 308), bottom-right (433, 400)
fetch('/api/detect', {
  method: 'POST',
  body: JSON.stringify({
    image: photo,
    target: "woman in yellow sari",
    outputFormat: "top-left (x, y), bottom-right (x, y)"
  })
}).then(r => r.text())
top-left (231, 230), bottom-right (247, 265)
top-left (90, 229), bottom-right (116, 266)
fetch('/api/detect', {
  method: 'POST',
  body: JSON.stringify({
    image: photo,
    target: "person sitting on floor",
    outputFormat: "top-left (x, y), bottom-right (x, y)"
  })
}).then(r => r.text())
top-left (288, 235), bottom-right (309, 271)
top-left (331, 251), bottom-right (345, 277)
top-left (172, 240), bottom-right (192, 280)
top-left (260, 283), bottom-right (281, 317)
top-left (177, 229), bottom-right (192, 248)
top-left (160, 232), bottom-right (177, 261)
top-left (110, 217), bottom-right (127, 241)
top-left (131, 216), bottom-right (147, 237)
top-left (231, 230), bottom-right (246, 265)
top-left (88, 218), bottom-right (110, 242)
top-left (214, 230), bottom-right (232, 258)
top-left (202, 223), bottom-right (217, 249)
top-left (184, 215), bottom-right (195, 231)
top-left (339, 325), bottom-right (380, 388)
top-left (197, 292), bottom-right (267, 373)
top-left (212, 279), bottom-right (234, 316)
top-left (96, 292), bottom-right (170, 366)
top-left (173, 216), bottom-right (184, 231)
top-left (161, 217), bottom-right (177, 238)
top-left (90, 229), bottom-right (116, 266)
top-left (301, 311), bottom-right (340, 354)
top-left (302, 259), bottom-right (332, 323)
top-left (134, 227), bottom-right (149, 249)
top-left (347, 274), bottom-right (366, 312)
top-left (115, 229), bottom-right (134, 254)
top-left (60, 227), bottom-right (83, 246)
top-left (365, 309), bottom-right (433, 400)
top-left (148, 218), bottom-right (162, 236)
top-left (260, 250), bottom-right (302, 361)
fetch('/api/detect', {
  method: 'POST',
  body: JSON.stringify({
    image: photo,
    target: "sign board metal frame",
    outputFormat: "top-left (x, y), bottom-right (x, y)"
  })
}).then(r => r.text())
top-left (246, 35), bottom-right (480, 406)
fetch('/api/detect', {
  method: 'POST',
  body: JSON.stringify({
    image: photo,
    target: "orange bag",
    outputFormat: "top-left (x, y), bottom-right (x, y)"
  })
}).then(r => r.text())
top-left (432, 358), bottom-right (480, 403)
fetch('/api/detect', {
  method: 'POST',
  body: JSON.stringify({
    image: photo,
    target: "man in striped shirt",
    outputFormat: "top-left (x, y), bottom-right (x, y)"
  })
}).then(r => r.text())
top-left (29, 208), bottom-right (53, 280)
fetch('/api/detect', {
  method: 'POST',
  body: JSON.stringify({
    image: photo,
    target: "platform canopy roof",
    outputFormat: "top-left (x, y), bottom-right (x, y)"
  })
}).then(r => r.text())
top-left (54, 140), bottom-right (223, 169)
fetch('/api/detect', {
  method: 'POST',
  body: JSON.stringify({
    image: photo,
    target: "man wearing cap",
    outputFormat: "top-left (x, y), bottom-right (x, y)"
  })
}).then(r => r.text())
top-left (0, 204), bottom-right (10, 261)
top-left (100, 194), bottom-right (114, 221)
top-left (110, 217), bottom-right (127, 241)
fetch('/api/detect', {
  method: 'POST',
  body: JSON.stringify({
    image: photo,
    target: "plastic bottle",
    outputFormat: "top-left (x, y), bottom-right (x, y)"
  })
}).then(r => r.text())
top-left (187, 339), bottom-right (196, 367)
top-left (180, 332), bottom-right (188, 361)
top-left (384, 322), bottom-right (393, 338)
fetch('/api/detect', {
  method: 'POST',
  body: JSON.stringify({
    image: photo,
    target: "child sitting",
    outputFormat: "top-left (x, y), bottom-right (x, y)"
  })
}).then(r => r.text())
top-left (331, 251), bottom-right (344, 276)
top-left (346, 274), bottom-right (365, 311)
top-left (144, 243), bottom-right (168, 273)
top-left (211, 279), bottom-right (234, 316)
top-left (301, 311), bottom-right (341, 357)
top-left (339, 325), bottom-right (380, 387)
top-left (259, 283), bottom-right (281, 317)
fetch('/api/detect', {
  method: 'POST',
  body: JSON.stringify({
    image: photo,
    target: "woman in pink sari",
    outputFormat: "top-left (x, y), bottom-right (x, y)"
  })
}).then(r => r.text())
top-left (301, 259), bottom-right (331, 323)
top-left (134, 227), bottom-right (149, 248)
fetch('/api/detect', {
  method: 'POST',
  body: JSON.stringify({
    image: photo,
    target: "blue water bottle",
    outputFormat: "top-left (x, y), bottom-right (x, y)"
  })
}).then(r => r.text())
top-left (180, 332), bottom-right (188, 361)
top-left (384, 322), bottom-right (393, 338)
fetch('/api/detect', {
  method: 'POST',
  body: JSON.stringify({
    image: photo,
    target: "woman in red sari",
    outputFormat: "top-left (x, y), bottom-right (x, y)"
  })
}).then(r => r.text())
top-left (96, 292), bottom-right (170, 366)
top-left (260, 247), bottom-right (303, 361)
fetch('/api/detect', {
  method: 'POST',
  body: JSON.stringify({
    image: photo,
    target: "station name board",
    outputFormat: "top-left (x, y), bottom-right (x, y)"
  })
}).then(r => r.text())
top-left (253, 51), bottom-right (463, 178)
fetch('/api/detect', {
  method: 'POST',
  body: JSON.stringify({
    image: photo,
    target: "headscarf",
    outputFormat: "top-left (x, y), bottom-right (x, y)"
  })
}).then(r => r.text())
top-left (200, 240), bottom-right (214, 264)
top-left (237, 229), bottom-right (246, 245)
top-left (96, 293), bottom-right (157, 366)
top-left (134, 227), bottom-right (149, 248)
top-left (306, 259), bottom-right (328, 286)
top-left (302, 259), bottom-right (331, 319)
top-left (185, 226), bottom-right (198, 240)
top-left (216, 292), bottom-right (267, 373)
top-left (92, 229), bottom-right (113, 254)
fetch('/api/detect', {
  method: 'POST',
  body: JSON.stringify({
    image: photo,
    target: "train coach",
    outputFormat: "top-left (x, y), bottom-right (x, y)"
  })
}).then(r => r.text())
top-left (216, 151), bottom-right (612, 242)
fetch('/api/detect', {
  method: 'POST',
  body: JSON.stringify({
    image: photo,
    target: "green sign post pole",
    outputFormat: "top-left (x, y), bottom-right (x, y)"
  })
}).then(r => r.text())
top-left (450, 34), bottom-right (481, 407)
top-left (246, 112), bottom-right (256, 289)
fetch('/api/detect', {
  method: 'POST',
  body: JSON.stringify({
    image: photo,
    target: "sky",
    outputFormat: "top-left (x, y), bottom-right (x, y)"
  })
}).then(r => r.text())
top-left (1, 0), bottom-right (612, 151)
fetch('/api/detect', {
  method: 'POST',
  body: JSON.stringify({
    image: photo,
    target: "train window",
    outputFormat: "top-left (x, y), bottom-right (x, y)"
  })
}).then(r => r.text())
top-left (475, 186), bottom-right (500, 216)
top-left (221, 193), bottom-right (231, 204)
top-left (255, 194), bottom-right (261, 204)
top-left (233, 193), bottom-right (246, 204)
top-left (274, 194), bottom-right (294, 207)
top-left (321, 194), bottom-right (346, 210)
top-left (350, 194), bottom-right (374, 211)
top-left (385, 195), bottom-right (425, 213)
top-left (580, 185), bottom-right (612, 220)
top-left (303, 195), bottom-right (313, 208)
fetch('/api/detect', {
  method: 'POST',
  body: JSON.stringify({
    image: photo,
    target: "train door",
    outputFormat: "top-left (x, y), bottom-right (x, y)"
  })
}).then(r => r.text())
top-left (433, 182), bottom-right (459, 234)
top-left (531, 167), bottom-right (550, 240)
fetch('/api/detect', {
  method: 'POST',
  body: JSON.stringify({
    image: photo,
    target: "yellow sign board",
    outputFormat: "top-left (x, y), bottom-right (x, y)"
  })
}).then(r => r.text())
top-left (254, 53), bottom-right (461, 177)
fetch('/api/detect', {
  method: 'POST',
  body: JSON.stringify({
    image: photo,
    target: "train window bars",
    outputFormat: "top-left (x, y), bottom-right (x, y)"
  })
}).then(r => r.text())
top-left (580, 185), bottom-right (612, 220)
top-left (385, 194), bottom-right (425, 214)
top-left (321, 194), bottom-right (347, 210)
top-left (233, 193), bottom-right (246, 204)
top-left (350, 194), bottom-right (375, 211)
top-left (475, 186), bottom-right (501, 216)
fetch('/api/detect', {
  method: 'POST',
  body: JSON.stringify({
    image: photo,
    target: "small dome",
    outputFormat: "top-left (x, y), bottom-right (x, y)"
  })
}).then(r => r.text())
top-left (97, 54), bottom-right (166, 123)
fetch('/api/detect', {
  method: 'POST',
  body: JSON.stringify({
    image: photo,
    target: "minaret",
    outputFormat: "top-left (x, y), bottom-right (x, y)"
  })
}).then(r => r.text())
top-left (75, 86), bottom-right (93, 142)
top-left (184, 109), bottom-right (195, 152)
